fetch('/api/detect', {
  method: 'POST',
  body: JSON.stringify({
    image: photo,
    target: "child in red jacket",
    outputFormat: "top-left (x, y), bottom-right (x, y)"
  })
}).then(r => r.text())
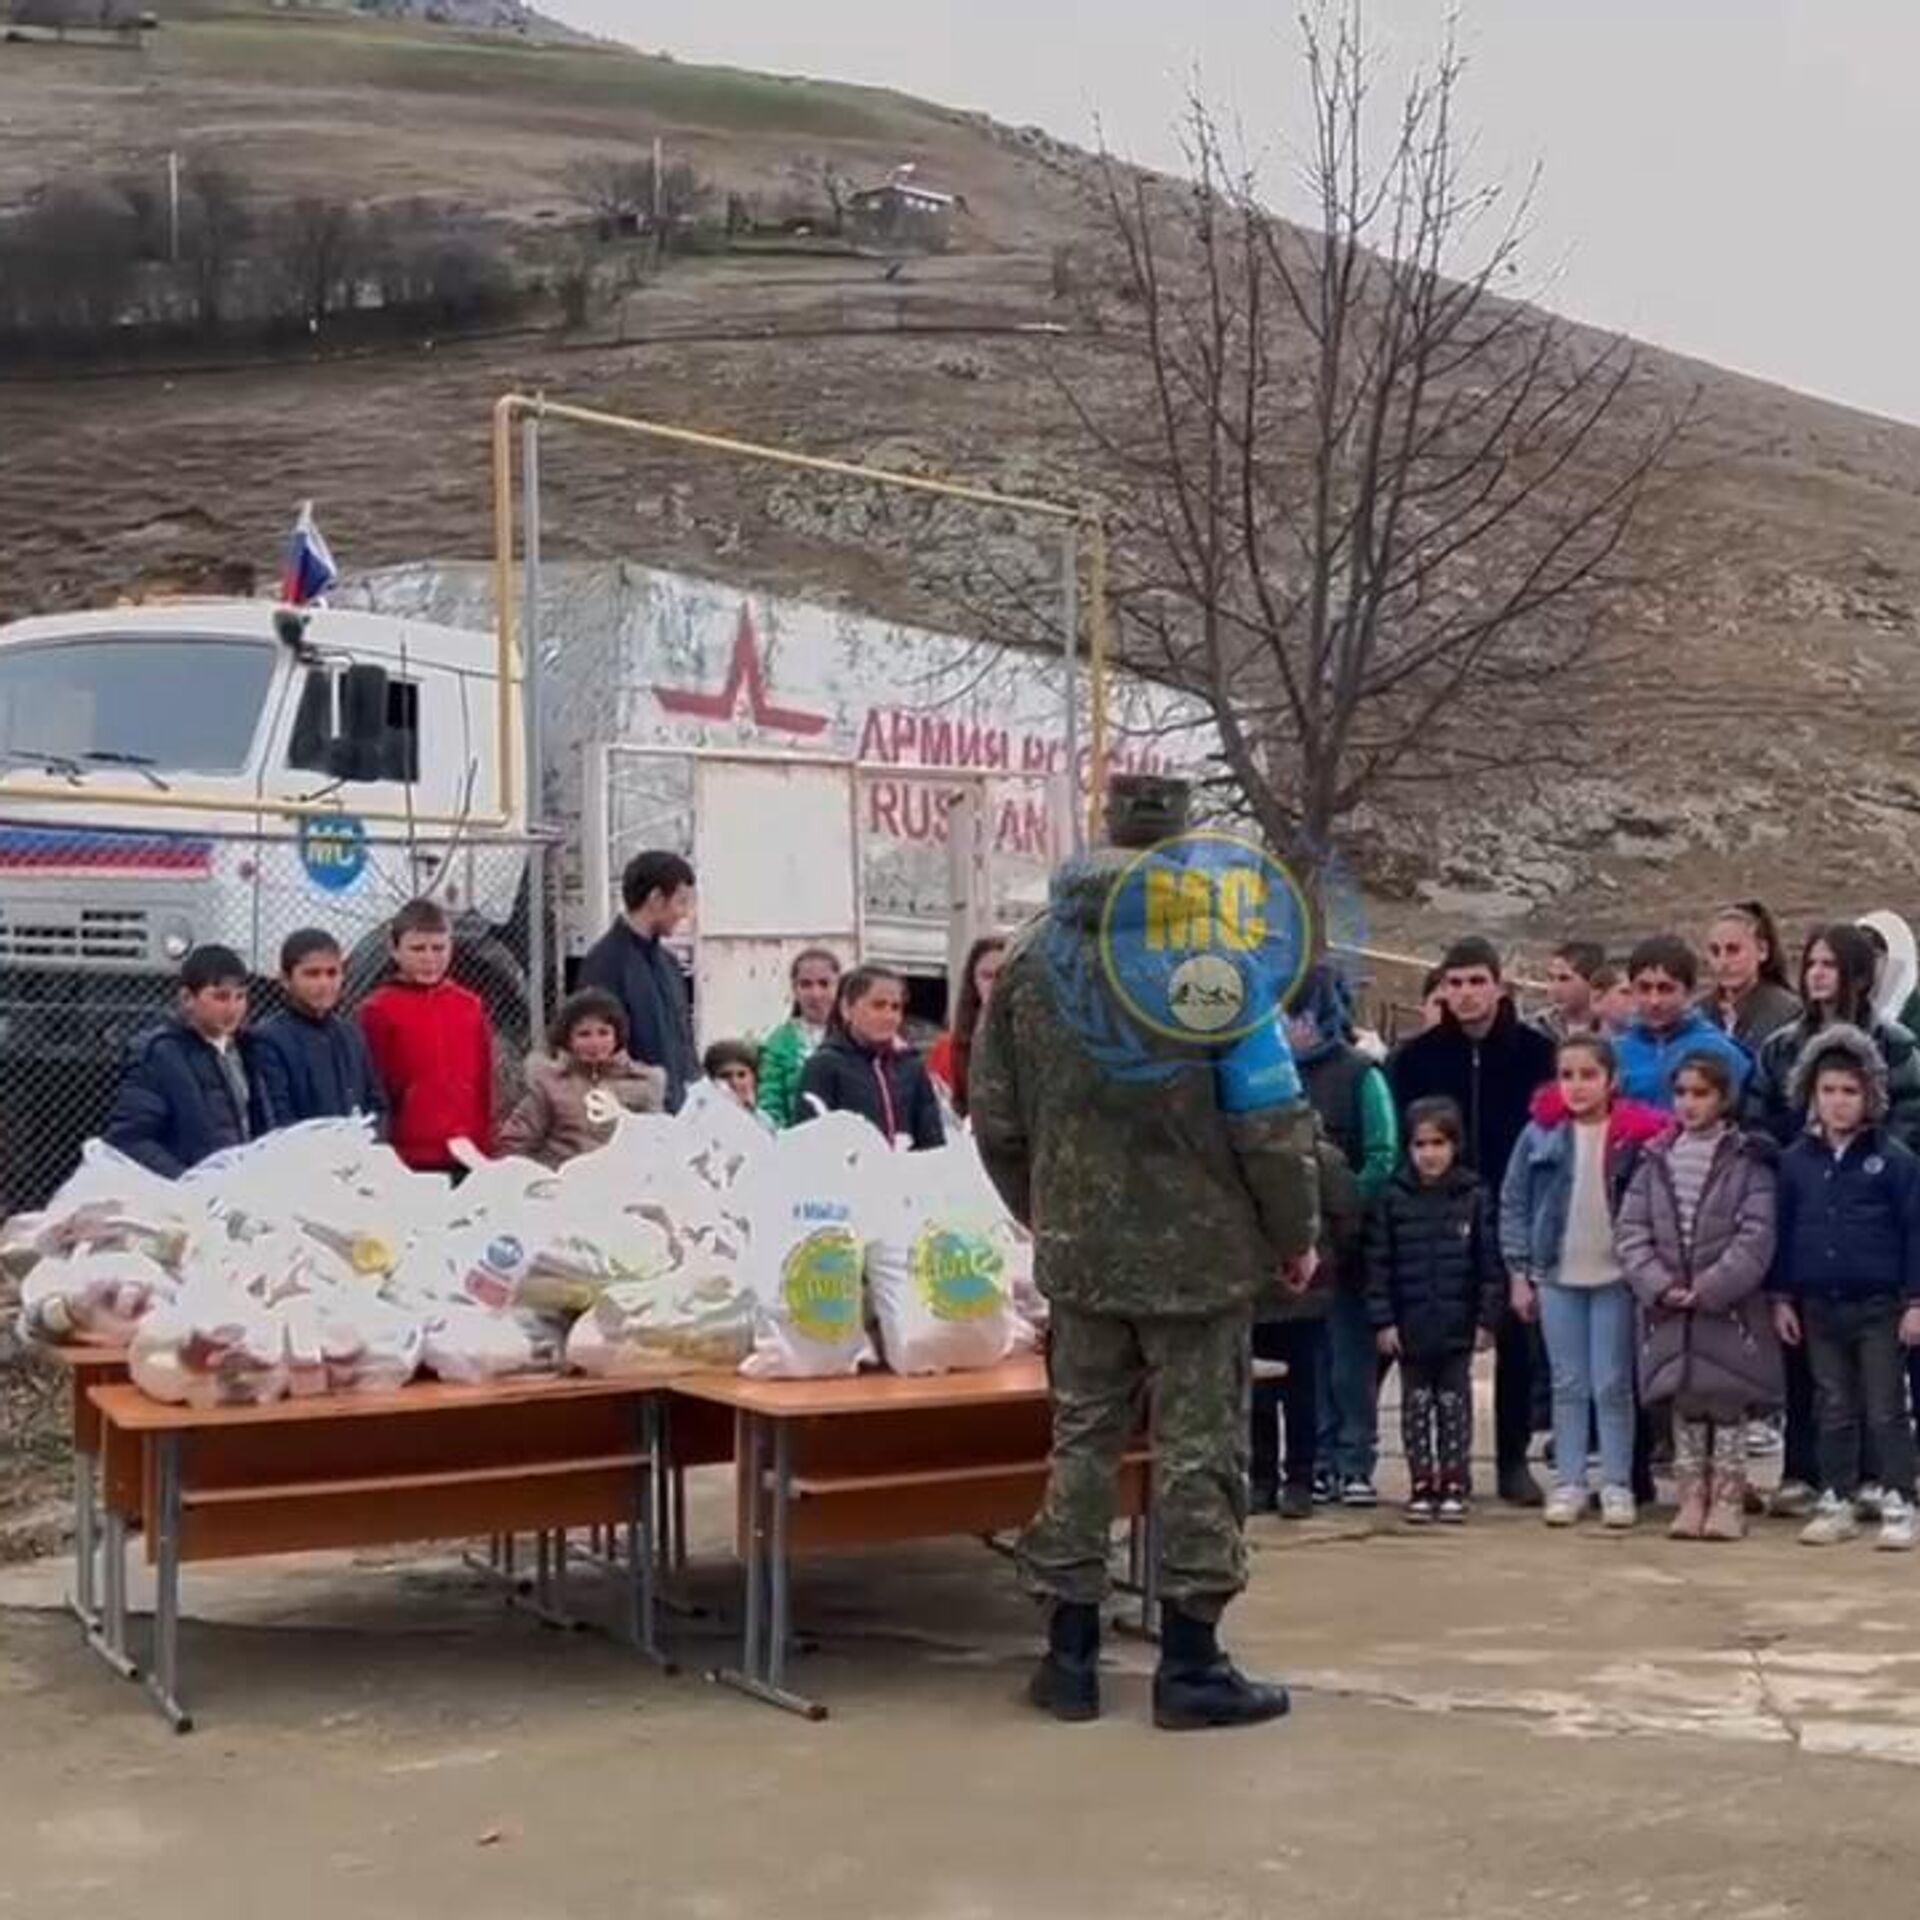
top-left (359, 898), bottom-right (494, 1174)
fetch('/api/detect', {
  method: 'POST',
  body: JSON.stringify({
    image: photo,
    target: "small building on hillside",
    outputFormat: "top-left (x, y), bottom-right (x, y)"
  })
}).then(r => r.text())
top-left (847, 167), bottom-right (966, 253)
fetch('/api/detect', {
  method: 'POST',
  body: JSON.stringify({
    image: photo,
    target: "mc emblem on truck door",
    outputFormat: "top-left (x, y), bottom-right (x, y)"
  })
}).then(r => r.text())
top-left (653, 605), bottom-right (829, 738)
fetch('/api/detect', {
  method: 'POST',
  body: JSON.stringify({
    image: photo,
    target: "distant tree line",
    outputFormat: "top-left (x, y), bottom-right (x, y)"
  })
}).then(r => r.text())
top-left (0, 163), bottom-right (523, 360)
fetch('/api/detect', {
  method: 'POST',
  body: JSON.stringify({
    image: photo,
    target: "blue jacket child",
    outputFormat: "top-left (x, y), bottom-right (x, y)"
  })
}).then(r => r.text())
top-left (1772, 1024), bottom-right (1920, 1306)
top-left (103, 945), bottom-right (257, 1178)
top-left (249, 929), bottom-right (386, 1136)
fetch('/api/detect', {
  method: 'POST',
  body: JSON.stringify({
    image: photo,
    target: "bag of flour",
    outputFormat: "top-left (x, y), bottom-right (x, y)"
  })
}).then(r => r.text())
top-left (864, 1141), bottom-right (1021, 1375)
top-left (741, 1111), bottom-right (878, 1378)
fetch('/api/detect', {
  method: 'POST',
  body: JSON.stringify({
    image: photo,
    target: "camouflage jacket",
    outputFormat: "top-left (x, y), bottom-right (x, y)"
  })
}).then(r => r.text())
top-left (970, 849), bottom-right (1321, 1319)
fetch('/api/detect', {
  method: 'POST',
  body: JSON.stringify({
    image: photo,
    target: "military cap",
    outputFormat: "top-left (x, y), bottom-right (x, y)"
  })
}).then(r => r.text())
top-left (1105, 772), bottom-right (1192, 849)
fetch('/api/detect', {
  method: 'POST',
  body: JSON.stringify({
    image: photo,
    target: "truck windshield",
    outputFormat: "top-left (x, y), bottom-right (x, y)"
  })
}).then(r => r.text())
top-left (0, 637), bottom-right (276, 776)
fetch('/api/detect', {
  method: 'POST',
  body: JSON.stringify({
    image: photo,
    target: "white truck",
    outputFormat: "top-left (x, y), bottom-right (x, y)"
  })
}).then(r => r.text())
top-left (0, 561), bottom-right (1206, 1204)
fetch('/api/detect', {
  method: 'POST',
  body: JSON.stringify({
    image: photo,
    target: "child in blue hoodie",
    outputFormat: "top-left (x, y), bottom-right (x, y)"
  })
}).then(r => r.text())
top-left (1614, 935), bottom-right (1753, 1111)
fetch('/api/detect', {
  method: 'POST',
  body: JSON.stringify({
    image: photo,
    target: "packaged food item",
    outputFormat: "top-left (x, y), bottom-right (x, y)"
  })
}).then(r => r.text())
top-left (281, 1293), bottom-right (424, 1397)
top-left (741, 1113), bottom-right (878, 1379)
top-left (17, 1248), bottom-right (176, 1347)
top-left (864, 1142), bottom-right (1021, 1375)
top-left (18, 1143), bottom-right (198, 1271)
top-left (565, 1272), bottom-right (755, 1377)
top-left (420, 1305), bottom-right (565, 1385)
top-left (129, 1289), bottom-right (289, 1409)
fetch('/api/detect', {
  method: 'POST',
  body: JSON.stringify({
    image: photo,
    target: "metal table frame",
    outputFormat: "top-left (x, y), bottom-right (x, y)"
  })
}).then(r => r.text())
top-left (87, 1386), bottom-right (668, 1733)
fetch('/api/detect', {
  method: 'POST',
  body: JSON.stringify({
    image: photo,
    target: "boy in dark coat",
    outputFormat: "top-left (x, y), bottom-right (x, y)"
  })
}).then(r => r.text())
top-left (1771, 1024), bottom-right (1920, 1551)
top-left (1365, 1097), bottom-right (1503, 1521)
top-left (104, 944), bottom-right (256, 1177)
top-left (251, 929), bottom-right (386, 1137)
top-left (1388, 935), bottom-right (1555, 1505)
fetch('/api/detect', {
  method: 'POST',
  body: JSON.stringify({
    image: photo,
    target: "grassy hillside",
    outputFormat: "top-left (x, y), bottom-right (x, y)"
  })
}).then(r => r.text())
top-left (7, 8), bottom-right (1920, 949)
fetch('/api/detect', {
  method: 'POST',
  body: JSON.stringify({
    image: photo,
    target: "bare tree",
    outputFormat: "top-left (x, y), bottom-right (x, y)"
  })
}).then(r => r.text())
top-left (791, 154), bottom-right (855, 235)
top-left (0, 182), bottom-right (141, 338)
top-left (179, 160), bottom-right (251, 329)
top-left (1066, 8), bottom-right (1688, 889)
top-left (563, 153), bottom-right (651, 234)
top-left (269, 195), bottom-right (361, 326)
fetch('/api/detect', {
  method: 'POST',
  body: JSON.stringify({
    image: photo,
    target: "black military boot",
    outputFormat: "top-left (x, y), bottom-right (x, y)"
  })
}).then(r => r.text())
top-left (1028, 1602), bottom-right (1101, 1722)
top-left (1152, 1606), bottom-right (1290, 1731)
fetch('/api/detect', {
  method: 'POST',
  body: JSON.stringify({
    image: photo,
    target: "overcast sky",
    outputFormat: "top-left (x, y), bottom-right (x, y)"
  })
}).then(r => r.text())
top-left (548, 2), bottom-right (1918, 425)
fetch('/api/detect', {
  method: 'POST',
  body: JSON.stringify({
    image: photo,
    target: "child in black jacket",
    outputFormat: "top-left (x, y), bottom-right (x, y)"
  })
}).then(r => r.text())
top-left (1365, 1097), bottom-right (1505, 1522)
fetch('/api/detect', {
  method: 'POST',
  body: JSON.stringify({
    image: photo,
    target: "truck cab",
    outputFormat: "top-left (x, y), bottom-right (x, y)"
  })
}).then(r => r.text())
top-left (0, 600), bottom-right (528, 1207)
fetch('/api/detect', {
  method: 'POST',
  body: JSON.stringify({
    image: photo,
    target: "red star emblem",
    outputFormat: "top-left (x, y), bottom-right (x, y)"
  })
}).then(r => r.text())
top-left (653, 604), bottom-right (829, 737)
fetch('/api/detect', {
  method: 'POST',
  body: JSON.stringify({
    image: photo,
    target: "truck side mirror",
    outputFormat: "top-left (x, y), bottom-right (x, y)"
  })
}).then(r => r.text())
top-left (336, 663), bottom-right (391, 780)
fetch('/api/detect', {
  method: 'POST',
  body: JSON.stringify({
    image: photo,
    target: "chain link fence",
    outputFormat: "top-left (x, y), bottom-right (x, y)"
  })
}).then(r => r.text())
top-left (0, 819), bottom-right (554, 1214)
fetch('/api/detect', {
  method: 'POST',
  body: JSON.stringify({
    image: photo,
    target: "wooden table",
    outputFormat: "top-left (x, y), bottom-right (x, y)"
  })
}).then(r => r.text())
top-left (36, 1344), bottom-right (133, 1671)
top-left (669, 1359), bottom-right (1153, 1719)
top-left (88, 1374), bottom-right (669, 1731)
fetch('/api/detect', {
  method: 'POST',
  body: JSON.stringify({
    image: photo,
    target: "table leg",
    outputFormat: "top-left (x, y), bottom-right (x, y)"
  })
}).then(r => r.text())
top-left (627, 1399), bottom-right (670, 1670)
top-left (711, 1414), bottom-right (825, 1720)
top-left (67, 1450), bottom-right (98, 1631)
top-left (85, 1508), bottom-right (139, 1682)
top-left (143, 1434), bottom-right (191, 1732)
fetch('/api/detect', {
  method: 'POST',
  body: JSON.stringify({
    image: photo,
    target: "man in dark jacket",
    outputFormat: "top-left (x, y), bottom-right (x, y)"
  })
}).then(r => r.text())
top-left (104, 944), bottom-right (256, 1177)
top-left (251, 928), bottom-right (386, 1136)
top-left (578, 850), bottom-right (699, 1112)
top-left (1387, 935), bottom-right (1556, 1505)
top-left (972, 774), bottom-right (1319, 1733)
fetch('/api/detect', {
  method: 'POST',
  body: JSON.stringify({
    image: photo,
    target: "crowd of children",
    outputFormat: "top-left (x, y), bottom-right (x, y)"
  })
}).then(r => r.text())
top-left (1282, 907), bottom-right (1920, 1554)
top-left (96, 851), bottom-right (1920, 1559)
top-left (100, 849), bottom-right (989, 1190)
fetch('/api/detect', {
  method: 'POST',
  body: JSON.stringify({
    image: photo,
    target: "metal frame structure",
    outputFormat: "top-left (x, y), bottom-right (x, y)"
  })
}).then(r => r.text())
top-left (492, 392), bottom-right (1114, 846)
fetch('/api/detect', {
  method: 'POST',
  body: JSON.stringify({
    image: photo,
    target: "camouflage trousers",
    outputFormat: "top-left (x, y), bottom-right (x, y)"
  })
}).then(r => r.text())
top-left (1020, 1303), bottom-right (1252, 1623)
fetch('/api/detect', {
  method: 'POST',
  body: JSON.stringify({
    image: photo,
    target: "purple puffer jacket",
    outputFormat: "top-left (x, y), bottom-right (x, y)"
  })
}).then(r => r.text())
top-left (1616, 1127), bottom-right (1783, 1410)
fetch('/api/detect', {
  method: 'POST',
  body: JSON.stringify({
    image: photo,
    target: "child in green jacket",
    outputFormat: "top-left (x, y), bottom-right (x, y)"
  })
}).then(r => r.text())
top-left (757, 948), bottom-right (841, 1129)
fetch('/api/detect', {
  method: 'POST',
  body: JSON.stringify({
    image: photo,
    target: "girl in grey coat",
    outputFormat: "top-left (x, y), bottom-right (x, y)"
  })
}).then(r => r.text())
top-left (1617, 1050), bottom-right (1780, 1541)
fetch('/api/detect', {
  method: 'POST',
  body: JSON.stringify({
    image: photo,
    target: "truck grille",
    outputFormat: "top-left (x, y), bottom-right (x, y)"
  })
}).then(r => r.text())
top-left (0, 907), bottom-right (150, 964)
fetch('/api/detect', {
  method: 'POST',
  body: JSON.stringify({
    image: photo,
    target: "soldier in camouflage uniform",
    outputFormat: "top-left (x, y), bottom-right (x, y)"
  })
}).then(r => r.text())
top-left (970, 773), bottom-right (1321, 1729)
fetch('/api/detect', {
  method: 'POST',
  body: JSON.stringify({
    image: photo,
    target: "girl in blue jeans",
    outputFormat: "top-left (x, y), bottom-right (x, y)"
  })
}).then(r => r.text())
top-left (1500, 1035), bottom-right (1669, 1528)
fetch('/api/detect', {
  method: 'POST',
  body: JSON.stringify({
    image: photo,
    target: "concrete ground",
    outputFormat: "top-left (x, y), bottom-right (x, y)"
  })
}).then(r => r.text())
top-left (3, 1443), bottom-right (1919, 1920)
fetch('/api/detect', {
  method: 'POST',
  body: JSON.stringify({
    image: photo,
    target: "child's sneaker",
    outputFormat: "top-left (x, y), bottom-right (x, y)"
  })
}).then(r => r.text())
top-left (1340, 1477), bottom-right (1378, 1509)
top-left (1876, 1492), bottom-right (1916, 1552)
top-left (1404, 1490), bottom-right (1437, 1525)
top-left (1543, 1487), bottom-right (1585, 1527)
top-left (1799, 1491), bottom-right (1861, 1546)
top-left (1599, 1486), bottom-right (1638, 1530)
top-left (1855, 1483), bottom-right (1887, 1522)
top-left (1770, 1479), bottom-right (1817, 1519)
top-left (1436, 1493), bottom-right (1468, 1525)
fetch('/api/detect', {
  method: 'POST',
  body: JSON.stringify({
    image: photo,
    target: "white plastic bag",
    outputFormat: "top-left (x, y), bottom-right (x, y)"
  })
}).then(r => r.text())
top-left (18, 1248), bottom-right (176, 1347)
top-left (281, 1292), bottom-right (424, 1397)
top-left (420, 1305), bottom-right (564, 1384)
top-left (130, 1288), bottom-right (289, 1408)
top-left (20, 1142), bottom-right (199, 1270)
top-left (864, 1142), bottom-right (1021, 1375)
top-left (741, 1112), bottom-right (878, 1379)
top-left (566, 1272), bottom-right (756, 1377)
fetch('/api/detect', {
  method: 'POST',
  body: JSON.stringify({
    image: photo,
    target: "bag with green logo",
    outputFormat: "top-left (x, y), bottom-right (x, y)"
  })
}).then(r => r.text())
top-left (865, 1142), bottom-right (1020, 1376)
top-left (741, 1112), bottom-right (879, 1379)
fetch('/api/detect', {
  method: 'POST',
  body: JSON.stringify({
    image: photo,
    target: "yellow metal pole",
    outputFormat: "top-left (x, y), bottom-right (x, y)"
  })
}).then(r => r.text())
top-left (1084, 517), bottom-right (1112, 842)
top-left (492, 394), bottom-right (519, 823)
top-left (496, 393), bottom-right (1081, 522)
